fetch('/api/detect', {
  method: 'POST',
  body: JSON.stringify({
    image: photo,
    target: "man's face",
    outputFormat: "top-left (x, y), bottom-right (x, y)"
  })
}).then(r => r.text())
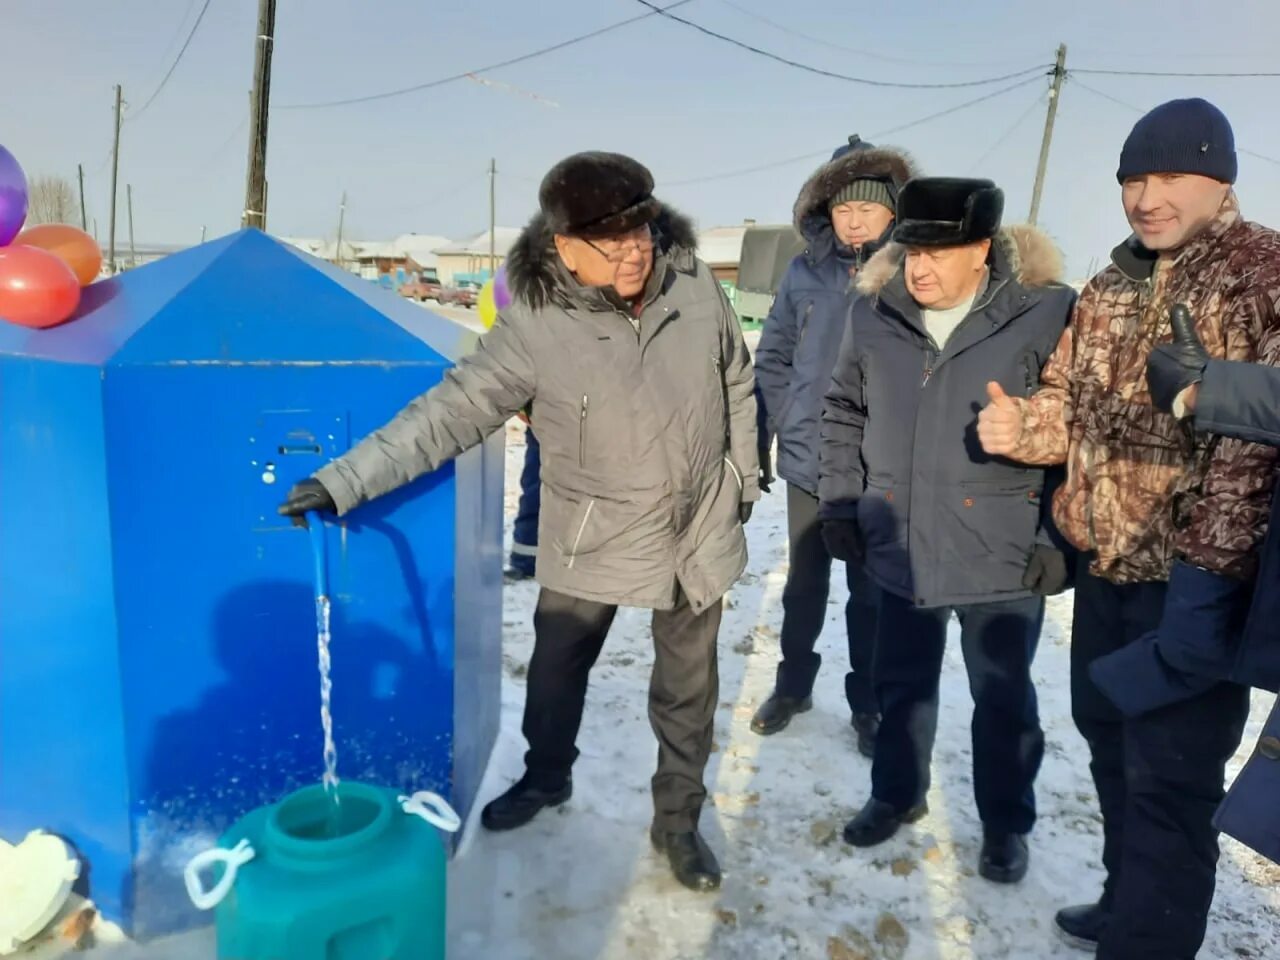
top-left (905, 240), bottom-right (991, 310)
top-left (1121, 173), bottom-right (1230, 251)
top-left (554, 224), bottom-right (655, 300)
top-left (831, 200), bottom-right (895, 250)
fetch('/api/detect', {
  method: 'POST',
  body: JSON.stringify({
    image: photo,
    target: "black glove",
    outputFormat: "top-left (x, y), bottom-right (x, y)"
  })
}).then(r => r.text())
top-left (821, 518), bottom-right (863, 563)
top-left (1147, 303), bottom-right (1208, 414)
top-left (278, 479), bottom-right (337, 526)
top-left (739, 501), bottom-right (754, 525)
top-left (757, 440), bottom-right (774, 494)
top-left (1022, 544), bottom-right (1068, 596)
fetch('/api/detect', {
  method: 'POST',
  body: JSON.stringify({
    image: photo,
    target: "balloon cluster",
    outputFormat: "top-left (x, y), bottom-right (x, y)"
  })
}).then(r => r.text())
top-left (477, 265), bottom-right (513, 330)
top-left (0, 144), bottom-right (103, 329)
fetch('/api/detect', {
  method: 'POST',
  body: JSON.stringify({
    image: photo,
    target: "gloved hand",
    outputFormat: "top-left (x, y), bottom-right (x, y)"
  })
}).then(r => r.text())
top-left (1148, 304), bottom-right (1209, 414)
top-left (279, 479), bottom-right (337, 526)
top-left (757, 440), bottom-right (774, 493)
top-left (739, 501), bottom-right (754, 525)
top-left (821, 518), bottom-right (863, 563)
top-left (1021, 544), bottom-right (1068, 595)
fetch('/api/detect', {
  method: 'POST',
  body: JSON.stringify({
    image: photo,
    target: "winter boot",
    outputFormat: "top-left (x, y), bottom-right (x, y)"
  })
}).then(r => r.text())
top-left (481, 773), bottom-right (571, 831)
top-left (1054, 902), bottom-right (1107, 951)
top-left (979, 831), bottom-right (1029, 884)
top-left (842, 797), bottom-right (928, 847)
top-left (650, 827), bottom-right (721, 892)
top-left (750, 690), bottom-right (813, 735)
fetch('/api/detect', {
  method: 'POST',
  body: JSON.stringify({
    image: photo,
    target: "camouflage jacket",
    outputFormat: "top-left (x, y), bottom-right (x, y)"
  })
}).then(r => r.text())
top-left (1009, 195), bottom-right (1280, 583)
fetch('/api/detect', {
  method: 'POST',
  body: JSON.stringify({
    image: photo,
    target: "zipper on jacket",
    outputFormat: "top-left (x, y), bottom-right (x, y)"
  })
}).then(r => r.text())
top-left (579, 394), bottom-right (589, 468)
top-left (921, 350), bottom-right (937, 388)
top-left (567, 500), bottom-right (596, 568)
top-left (797, 302), bottom-right (814, 350)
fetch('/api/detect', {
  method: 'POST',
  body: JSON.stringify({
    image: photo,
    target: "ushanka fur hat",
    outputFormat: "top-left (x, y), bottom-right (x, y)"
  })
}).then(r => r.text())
top-left (892, 177), bottom-right (1004, 247)
top-left (538, 151), bottom-right (663, 239)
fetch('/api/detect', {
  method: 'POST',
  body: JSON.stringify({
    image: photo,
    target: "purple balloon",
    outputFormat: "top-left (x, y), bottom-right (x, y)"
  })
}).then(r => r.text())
top-left (0, 145), bottom-right (28, 247)
top-left (493, 264), bottom-right (513, 310)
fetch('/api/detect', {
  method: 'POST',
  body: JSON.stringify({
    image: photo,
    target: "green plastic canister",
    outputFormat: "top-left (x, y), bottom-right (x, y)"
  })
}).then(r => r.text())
top-left (184, 782), bottom-right (460, 960)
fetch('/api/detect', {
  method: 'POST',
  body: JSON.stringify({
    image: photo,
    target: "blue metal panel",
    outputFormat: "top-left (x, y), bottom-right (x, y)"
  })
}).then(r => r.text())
top-left (0, 230), bottom-right (503, 937)
top-left (0, 359), bottom-right (134, 921)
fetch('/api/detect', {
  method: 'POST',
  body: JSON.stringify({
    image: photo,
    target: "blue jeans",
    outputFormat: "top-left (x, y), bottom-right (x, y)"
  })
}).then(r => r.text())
top-left (509, 428), bottom-right (540, 576)
top-left (872, 590), bottom-right (1045, 835)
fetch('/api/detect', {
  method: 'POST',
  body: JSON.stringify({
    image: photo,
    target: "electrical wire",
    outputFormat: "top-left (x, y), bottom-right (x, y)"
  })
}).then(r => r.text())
top-left (966, 90), bottom-right (1047, 174)
top-left (711, 0), bottom-right (1024, 70)
top-left (1073, 66), bottom-right (1280, 79)
top-left (635, 0), bottom-right (1051, 90)
top-left (277, 0), bottom-right (695, 110)
top-left (129, 0), bottom-right (216, 121)
top-left (1068, 76), bottom-right (1280, 168)
top-left (659, 74), bottom-right (1043, 187)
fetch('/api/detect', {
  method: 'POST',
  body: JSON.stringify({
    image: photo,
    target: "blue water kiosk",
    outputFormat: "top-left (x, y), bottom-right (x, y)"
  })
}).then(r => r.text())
top-left (0, 230), bottom-right (503, 937)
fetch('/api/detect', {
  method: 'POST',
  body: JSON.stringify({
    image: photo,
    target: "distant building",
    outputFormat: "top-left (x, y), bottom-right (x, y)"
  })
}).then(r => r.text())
top-left (434, 228), bottom-right (522, 287)
top-left (279, 233), bottom-right (451, 289)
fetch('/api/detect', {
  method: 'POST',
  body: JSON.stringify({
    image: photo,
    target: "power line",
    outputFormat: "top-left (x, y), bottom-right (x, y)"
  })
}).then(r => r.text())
top-left (130, 0), bottom-right (216, 121)
top-left (278, 0), bottom-right (695, 110)
top-left (966, 90), bottom-right (1047, 175)
top-left (1073, 66), bottom-right (1280, 79)
top-left (1067, 76), bottom-right (1280, 168)
top-left (660, 75), bottom-right (1043, 187)
top-left (710, 0), bottom-right (1016, 70)
top-left (635, 0), bottom-right (1051, 89)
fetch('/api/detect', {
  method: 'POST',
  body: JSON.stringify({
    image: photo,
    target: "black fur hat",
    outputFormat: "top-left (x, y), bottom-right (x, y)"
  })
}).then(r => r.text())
top-left (892, 177), bottom-right (1004, 247)
top-left (538, 151), bottom-right (663, 239)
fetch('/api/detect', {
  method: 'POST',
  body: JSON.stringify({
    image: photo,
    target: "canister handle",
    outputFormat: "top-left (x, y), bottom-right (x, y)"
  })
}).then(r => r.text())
top-left (399, 791), bottom-right (462, 833)
top-left (184, 838), bottom-right (256, 910)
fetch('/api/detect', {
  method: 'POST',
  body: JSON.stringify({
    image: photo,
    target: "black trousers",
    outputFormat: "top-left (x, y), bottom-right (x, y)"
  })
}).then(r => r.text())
top-left (521, 587), bottom-right (721, 833)
top-left (776, 484), bottom-right (879, 714)
top-left (872, 590), bottom-right (1045, 835)
top-left (1072, 566), bottom-right (1251, 960)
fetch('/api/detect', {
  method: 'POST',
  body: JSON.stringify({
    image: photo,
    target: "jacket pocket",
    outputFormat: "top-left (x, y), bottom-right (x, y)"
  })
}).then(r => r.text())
top-left (947, 480), bottom-right (1040, 581)
top-left (578, 394), bottom-right (589, 469)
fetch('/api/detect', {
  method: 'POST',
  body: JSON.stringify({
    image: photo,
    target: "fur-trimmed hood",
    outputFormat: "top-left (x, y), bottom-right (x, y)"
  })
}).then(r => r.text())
top-left (855, 223), bottom-right (1065, 297)
top-left (504, 203), bottom-right (698, 311)
top-left (793, 146), bottom-right (918, 243)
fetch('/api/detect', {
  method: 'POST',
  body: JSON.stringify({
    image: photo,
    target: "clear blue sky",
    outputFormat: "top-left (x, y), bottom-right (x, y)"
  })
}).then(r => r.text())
top-left (4, 0), bottom-right (1278, 277)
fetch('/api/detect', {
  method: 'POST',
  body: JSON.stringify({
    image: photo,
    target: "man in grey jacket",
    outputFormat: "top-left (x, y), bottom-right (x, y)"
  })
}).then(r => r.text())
top-left (820, 178), bottom-right (1074, 883)
top-left (280, 151), bottom-right (760, 892)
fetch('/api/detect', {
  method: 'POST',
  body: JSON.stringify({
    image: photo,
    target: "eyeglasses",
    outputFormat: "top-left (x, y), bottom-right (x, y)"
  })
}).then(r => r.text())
top-left (581, 226), bottom-right (656, 264)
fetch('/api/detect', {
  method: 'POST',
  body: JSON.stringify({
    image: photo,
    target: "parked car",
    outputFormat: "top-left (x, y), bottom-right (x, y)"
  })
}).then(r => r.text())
top-left (398, 279), bottom-right (442, 302)
top-left (438, 286), bottom-right (477, 308)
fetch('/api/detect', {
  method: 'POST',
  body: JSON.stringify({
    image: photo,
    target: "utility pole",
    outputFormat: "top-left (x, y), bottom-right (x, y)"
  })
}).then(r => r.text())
top-left (488, 157), bottom-right (497, 279)
top-left (126, 184), bottom-right (137, 268)
top-left (243, 0), bottom-right (277, 229)
top-left (1029, 43), bottom-right (1067, 225)
top-left (77, 164), bottom-right (87, 231)
top-left (108, 84), bottom-right (123, 273)
top-left (201, 224), bottom-right (207, 244)
top-left (335, 191), bottom-right (347, 270)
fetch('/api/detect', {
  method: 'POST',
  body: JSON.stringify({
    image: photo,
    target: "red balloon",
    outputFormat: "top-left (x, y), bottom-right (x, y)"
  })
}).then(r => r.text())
top-left (0, 244), bottom-right (81, 328)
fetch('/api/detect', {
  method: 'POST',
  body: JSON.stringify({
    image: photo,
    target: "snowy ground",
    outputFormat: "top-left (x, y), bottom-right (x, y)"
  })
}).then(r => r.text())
top-left (29, 329), bottom-right (1280, 960)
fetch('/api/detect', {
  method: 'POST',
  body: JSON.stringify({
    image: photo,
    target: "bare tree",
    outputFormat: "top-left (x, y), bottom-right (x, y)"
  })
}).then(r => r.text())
top-left (27, 174), bottom-right (78, 226)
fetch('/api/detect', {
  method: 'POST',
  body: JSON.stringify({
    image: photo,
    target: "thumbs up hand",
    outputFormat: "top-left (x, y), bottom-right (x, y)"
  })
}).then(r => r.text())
top-left (1147, 303), bottom-right (1209, 415)
top-left (978, 380), bottom-right (1026, 456)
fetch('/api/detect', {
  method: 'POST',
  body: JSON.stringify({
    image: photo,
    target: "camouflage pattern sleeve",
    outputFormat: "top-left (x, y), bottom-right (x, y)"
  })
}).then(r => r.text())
top-left (1008, 308), bottom-right (1078, 466)
top-left (1177, 287), bottom-right (1280, 579)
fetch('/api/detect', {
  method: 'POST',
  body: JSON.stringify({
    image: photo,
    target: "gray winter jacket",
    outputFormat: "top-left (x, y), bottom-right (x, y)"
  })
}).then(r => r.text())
top-left (315, 206), bottom-right (759, 615)
top-left (819, 225), bottom-right (1075, 607)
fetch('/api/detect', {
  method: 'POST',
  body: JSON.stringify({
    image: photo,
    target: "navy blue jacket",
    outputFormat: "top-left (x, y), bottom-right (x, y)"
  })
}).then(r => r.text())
top-left (818, 226), bottom-right (1075, 608)
top-left (755, 239), bottom-right (881, 495)
top-left (755, 142), bottom-right (917, 496)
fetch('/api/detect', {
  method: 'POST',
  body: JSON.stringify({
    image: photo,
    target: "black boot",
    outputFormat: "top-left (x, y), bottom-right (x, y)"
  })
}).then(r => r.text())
top-left (979, 831), bottom-right (1029, 884)
top-left (650, 827), bottom-right (721, 892)
top-left (480, 774), bottom-right (571, 831)
top-left (750, 690), bottom-right (813, 735)
top-left (1054, 902), bottom-right (1107, 951)
top-left (841, 798), bottom-right (928, 847)
top-left (502, 565), bottom-right (533, 584)
top-left (851, 712), bottom-right (879, 759)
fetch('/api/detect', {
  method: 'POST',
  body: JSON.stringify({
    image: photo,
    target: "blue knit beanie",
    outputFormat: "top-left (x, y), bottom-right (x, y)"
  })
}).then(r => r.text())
top-left (1116, 98), bottom-right (1237, 184)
